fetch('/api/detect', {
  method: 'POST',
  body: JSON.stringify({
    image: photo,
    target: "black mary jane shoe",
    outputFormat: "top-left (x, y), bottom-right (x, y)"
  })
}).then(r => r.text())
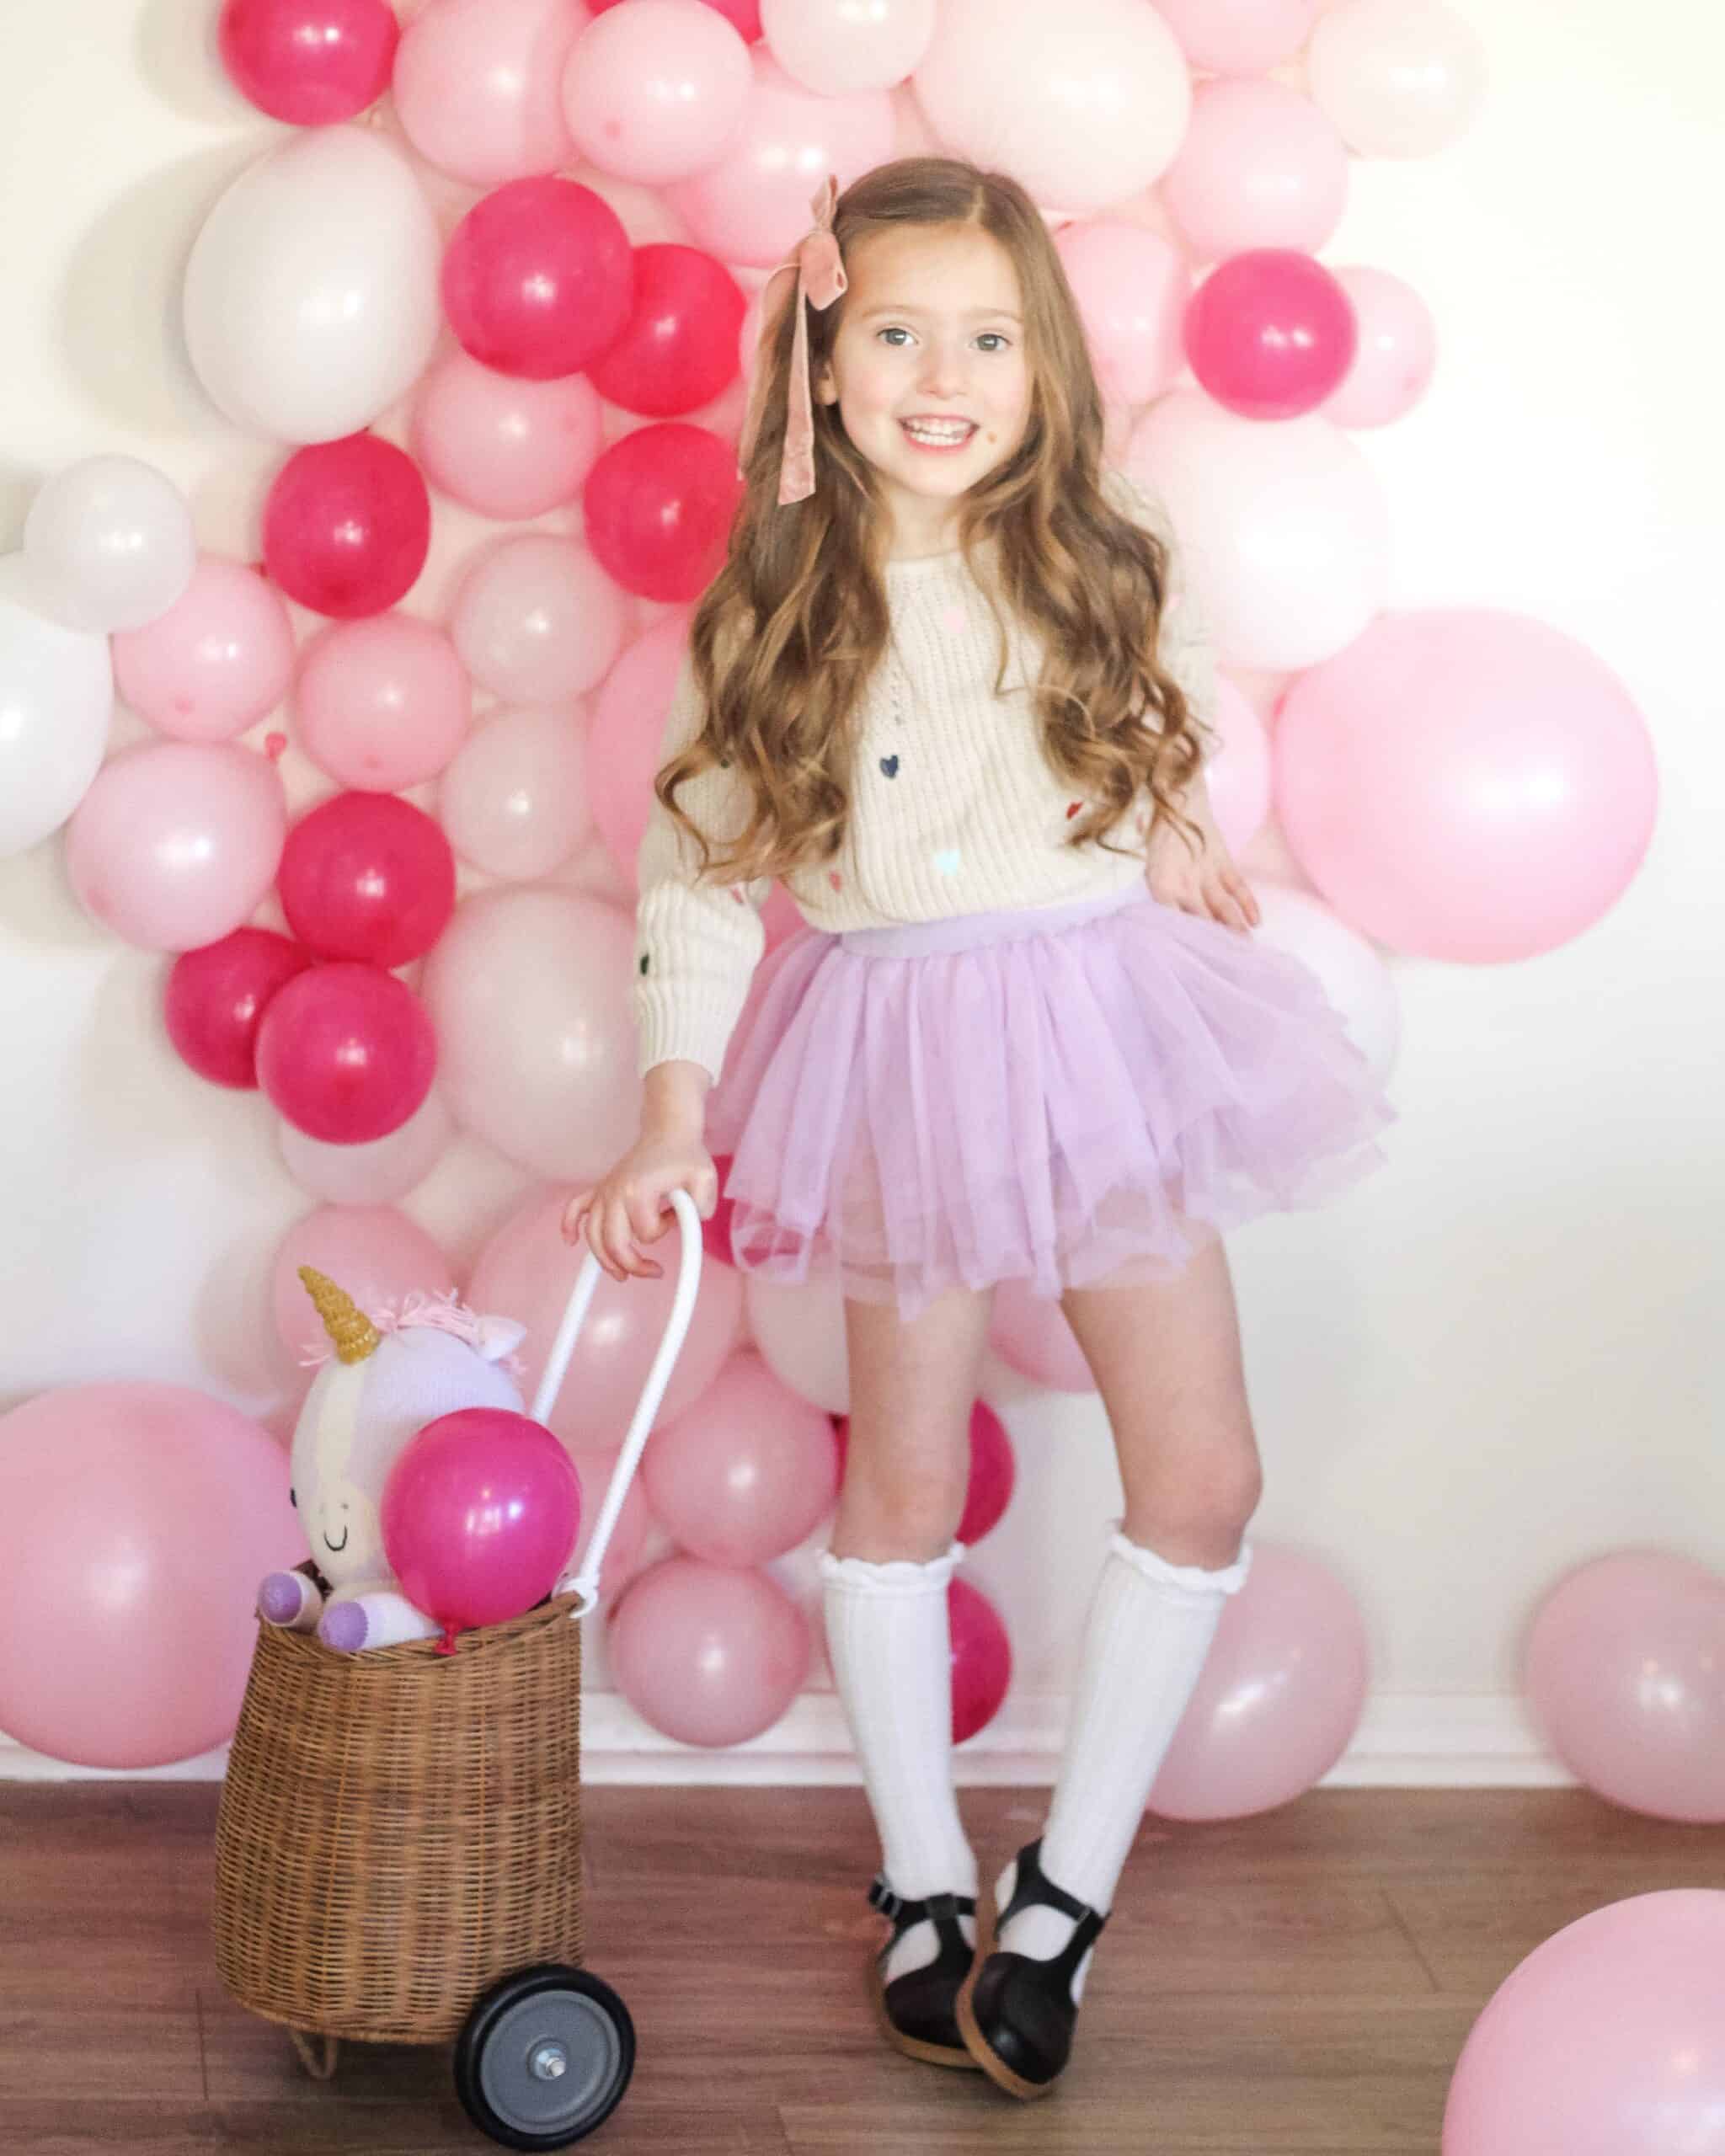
top-left (956, 1838), bottom-right (1108, 2100)
top-left (867, 1876), bottom-right (988, 2070)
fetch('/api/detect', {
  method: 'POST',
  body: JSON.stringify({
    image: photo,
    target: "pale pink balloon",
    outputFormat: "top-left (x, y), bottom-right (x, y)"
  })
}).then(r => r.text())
top-left (1252, 883), bottom-right (1402, 1089)
top-left (1306, 0), bottom-right (1487, 160)
top-left (1053, 222), bottom-right (1188, 408)
top-left (1150, 1542), bottom-right (1368, 1820)
top-left (1523, 1552), bottom-right (1725, 1824)
top-left (410, 350), bottom-right (603, 520)
top-left (1154, 0), bottom-right (1321, 77)
top-left (567, 1443), bottom-right (653, 1599)
top-left (295, 614), bottom-right (472, 790)
top-left (587, 614), bottom-right (692, 881)
top-left (761, 0), bottom-right (936, 95)
top-left (0, 1383), bottom-right (304, 1769)
top-left (1202, 675), bottom-right (1272, 857)
top-left (1319, 265), bottom-right (1437, 428)
top-left (644, 1348), bottom-right (840, 1565)
top-left (468, 1185), bottom-right (745, 1450)
top-left (270, 1203), bottom-right (459, 1366)
top-left (1159, 77), bottom-right (1350, 264)
top-left (275, 1089), bottom-right (458, 1208)
top-left (563, 0), bottom-right (752, 186)
top-left (449, 535), bottom-right (628, 706)
top-left (1276, 610), bottom-right (1658, 962)
top-left (608, 1556), bottom-right (810, 1746)
top-left (668, 49), bottom-right (895, 268)
top-left (110, 554), bottom-right (295, 742)
top-left (392, 0), bottom-right (579, 185)
top-left (988, 1277), bottom-right (1097, 1393)
top-left (64, 739), bottom-right (286, 953)
top-left (439, 704), bottom-right (593, 881)
top-left (743, 1274), bottom-right (851, 1414)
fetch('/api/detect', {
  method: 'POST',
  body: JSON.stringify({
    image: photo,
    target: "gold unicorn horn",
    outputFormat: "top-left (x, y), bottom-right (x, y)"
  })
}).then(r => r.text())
top-left (299, 1267), bottom-right (381, 1364)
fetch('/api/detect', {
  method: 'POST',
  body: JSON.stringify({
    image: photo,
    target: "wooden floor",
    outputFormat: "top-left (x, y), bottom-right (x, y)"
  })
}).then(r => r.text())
top-left (3, 1781), bottom-right (1720, 2153)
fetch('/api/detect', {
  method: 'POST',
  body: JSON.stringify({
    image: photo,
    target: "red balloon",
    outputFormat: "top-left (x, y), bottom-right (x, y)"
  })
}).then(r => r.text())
top-left (588, 0), bottom-right (760, 31)
top-left (278, 792), bottom-right (456, 968)
top-left (949, 1578), bottom-right (1012, 1745)
top-left (255, 962), bottom-right (436, 1143)
top-left (583, 422), bottom-right (743, 603)
top-left (830, 1399), bottom-right (1017, 1549)
top-left (588, 245), bottom-right (747, 419)
top-left (1183, 248), bottom-right (1358, 421)
top-left (163, 926), bottom-right (315, 1089)
top-left (217, 0), bottom-right (398, 124)
top-left (262, 435), bottom-right (431, 620)
top-left (382, 1408), bottom-right (583, 1648)
top-left (442, 179), bottom-right (633, 381)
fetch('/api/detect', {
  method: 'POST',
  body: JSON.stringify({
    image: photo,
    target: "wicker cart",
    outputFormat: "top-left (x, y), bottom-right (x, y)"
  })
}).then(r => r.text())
top-left (214, 1192), bottom-right (704, 2150)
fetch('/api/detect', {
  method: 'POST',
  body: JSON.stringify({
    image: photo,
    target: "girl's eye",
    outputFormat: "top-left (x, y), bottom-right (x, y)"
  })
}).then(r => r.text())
top-left (976, 333), bottom-right (1011, 353)
top-left (879, 326), bottom-right (913, 347)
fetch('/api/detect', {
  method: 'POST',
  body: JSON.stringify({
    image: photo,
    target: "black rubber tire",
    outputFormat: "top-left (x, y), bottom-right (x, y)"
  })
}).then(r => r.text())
top-left (453, 1964), bottom-right (636, 2150)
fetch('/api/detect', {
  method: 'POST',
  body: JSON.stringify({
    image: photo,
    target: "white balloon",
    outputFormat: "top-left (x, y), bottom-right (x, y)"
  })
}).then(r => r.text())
top-left (1307, 0), bottom-right (1487, 159)
top-left (22, 457), bottom-right (195, 635)
top-left (1251, 883), bottom-right (1402, 1089)
top-left (438, 705), bottom-right (593, 881)
top-left (762, 0), bottom-right (937, 97)
top-left (182, 126), bottom-right (442, 445)
top-left (745, 1274), bottom-right (851, 1415)
top-left (275, 1089), bottom-right (457, 1207)
top-left (0, 555), bottom-right (113, 860)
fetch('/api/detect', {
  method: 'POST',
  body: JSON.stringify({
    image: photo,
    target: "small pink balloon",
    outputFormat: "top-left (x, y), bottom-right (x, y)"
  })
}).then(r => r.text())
top-left (590, 0), bottom-right (761, 32)
top-left (111, 554), bottom-right (295, 742)
top-left (262, 435), bottom-right (431, 621)
top-left (1202, 676), bottom-right (1273, 857)
top-left (439, 705), bottom-right (593, 882)
top-left (442, 177), bottom-right (633, 380)
top-left (949, 1577), bottom-right (1011, 1744)
top-left (566, 1443), bottom-right (653, 1599)
top-left (392, 0), bottom-right (580, 186)
top-left (1184, 248), bottom-right (1359, 420)
top-left (1152, 0), bottom-right (1320, 75)
top-left (609, 1556), bottom-right (810, 1746)
top-left (255, 963), bottom-right (439, 1145)
top-left (587, 614), bottom-right (692, 879)
top-left (276, 1089), bottom-right (457, 1208)
top-left (643, 1349), bottom-right (840, 1566)
top-left (563, 1), bottom-right (753, 186)
top-left (1160, 78), bottom-right (1350, 265)
top-left (1319, 264), bottom-right (1437, 428)
top-left (410, 350), bottom-right (603, 520)
top-left (277, 791), bottom-right (456, 968)
top-left (449, 535), bottom-right (628, 705)
top-left (270, 1203), bottom-right (458, 1365)
top-left (218, 0), bottom-right (398, 125)
top-left (295, 614), bottom-right (473, 791)
top-left (1149, 1543), bottom-right (1369, 1820)
top-left (988, 1277), bottom-right (1097, 1393)
top-left (1053, 221), bottom-right (1188, 409)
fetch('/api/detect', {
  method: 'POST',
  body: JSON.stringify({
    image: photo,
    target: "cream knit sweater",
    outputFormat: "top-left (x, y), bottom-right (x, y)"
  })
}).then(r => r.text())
top-left (632, 476), bottom-right (1216, 1081)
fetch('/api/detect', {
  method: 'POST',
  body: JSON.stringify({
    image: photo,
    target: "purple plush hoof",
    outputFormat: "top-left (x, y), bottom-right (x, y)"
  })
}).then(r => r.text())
top-left (318, 1601), bottom-right (369, 1653)
top-left (258, 1572), bottom-right (306, 1625)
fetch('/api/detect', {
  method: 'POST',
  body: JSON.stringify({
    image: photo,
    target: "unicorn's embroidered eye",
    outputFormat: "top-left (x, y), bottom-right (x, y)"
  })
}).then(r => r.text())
top-left (289, 1487), bottom-right (296, 1508)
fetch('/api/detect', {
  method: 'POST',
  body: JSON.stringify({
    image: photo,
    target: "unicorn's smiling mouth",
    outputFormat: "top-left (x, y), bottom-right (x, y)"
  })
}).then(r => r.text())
top-left (323, 1527), bottom-right (349, 1555)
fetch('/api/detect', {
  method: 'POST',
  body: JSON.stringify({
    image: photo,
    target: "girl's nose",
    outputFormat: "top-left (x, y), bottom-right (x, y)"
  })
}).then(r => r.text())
top-left (917, 344), bottom-right (967, 398)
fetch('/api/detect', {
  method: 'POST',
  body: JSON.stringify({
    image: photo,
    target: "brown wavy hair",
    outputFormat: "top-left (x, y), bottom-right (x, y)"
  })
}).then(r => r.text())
top-left (656, 155), bottom-right (1210, 887)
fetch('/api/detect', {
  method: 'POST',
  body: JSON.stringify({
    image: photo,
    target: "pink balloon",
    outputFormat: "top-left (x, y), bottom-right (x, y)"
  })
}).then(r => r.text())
top-left (1053, 221), bottom-right (1189, 408)
top-left (1444, 1892), bottom-right (1725, 2156)
top-left (111, 554), bottom-right (295, 742)
top-left (278, 791), bottom-right (455, 969)
top-left (256, 964), bottom-right (439, 1144)
top-left (988, 1278), bottom-right (1097, 1393)
top-left (165, 926), bottom-right (315, 1089)
top-left (1202, 676), bottom-right (1273, 857)
top-left (270, 1203), bottom-right (459, 1364)
top-left (1319, 264), bottom-right (1437, 429)
top-left (588, 245), bottom-right (748, 418)
top-left (442, 178), bottom-right (633, 380)
top-left (1152, 0), bottom-right (1319, 75)
top-left (295, 615), bottom-right (472, 791)
top-left (563, 1), bottom-right (753, 186)
top-left (392, 0), bottom-right (580, 187)
top-left (383, 1408), bottom-right (582, 1645)
top-left (64, 740), bottom-right (286, 953)
top-left (1184, 248), bottom-right (1359, 420)
top-left (643, 1349), bottom-right (840, 1566)
top-left (583, 423), bottom-right (742, 603)
top-left (262, 435), bottom-right (431, 620)
top-left (1275, 611), bottom-right (1658, 961)
top-left (567, 1443), bottom-right (653, 1599)
top-left (0, 1383), bottom-right (303, 1769)
top-left (590, 0), bottom-right (761, 35)
top-left (439, 705), bottom-right (593, 882)
top-left (948, 1577), bottom-right (1011, 1744)
top-left (449, 535), bottom-right (628, 704)
top-left (277, 1089), bottom-right (457, 1208)
top-left (410, 350), bottom-right (602, 520)
top-left (1524, 1552), bottom-right (1725, 1823)
top-left (609, 1556), bottom-right (809, 1746)
top-left (760, 880), bottom-right (804, 955)
top-left (1149, 1544), bottom-right (1368, 1820)
top-left (1160, 78), bottom-right (1350, 264)
top-left (218, 0), bottom-right (398, 125)
top-left (831, 1398), bottom-right (1016, 1548)
top-left (587, 614), bottom-right (692, 878)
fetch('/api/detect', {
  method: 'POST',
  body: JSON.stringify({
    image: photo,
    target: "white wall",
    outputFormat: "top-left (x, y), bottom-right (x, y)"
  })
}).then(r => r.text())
top-left (2, 0), bottom-right (1720, 1782)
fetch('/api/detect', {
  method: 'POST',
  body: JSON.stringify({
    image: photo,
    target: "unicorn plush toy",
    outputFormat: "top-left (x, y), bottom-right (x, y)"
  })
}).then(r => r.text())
top-left (259, 1266), bottom-right (527, 1653)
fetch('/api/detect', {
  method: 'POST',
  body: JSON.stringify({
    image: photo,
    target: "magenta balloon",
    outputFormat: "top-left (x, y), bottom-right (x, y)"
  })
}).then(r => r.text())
top-left (0, 1383), bottom-right (303, 1768)
top-left (582, 422), bottom-right (743, 603)
top-left (1443, 1891), bottom-right (1725, 2156)
top-left (164, 926), bottom-right (315, 1089)
top-left (587, 245), bottom-right (748, 419)
top-left (441, 178), bottom-right (633, 380)
top-left (1184, 248), bottom-right (1358, 420)
top-left (277, 792), bottom-right (456, 968)
top-left (262, 435), bottom-right (431, 620)
top-left (956, 1401), bottom-right (1016, 1545)
top-left (949, 1577), bottom-right (1011, 1744)
top-left (217, 0), bottom-right (398, 125)
top-left (608, 1557), bottom-right (809, 1747)
top-left (254, 962), bottom-right (437, 1143)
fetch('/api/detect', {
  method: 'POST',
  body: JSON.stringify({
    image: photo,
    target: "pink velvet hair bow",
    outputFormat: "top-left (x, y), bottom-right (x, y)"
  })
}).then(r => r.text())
top-left (737, 174), bottom-right (848, 507)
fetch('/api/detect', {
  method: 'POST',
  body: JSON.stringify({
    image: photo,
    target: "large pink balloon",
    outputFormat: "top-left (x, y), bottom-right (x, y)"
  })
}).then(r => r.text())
top-left (278, 791), bottom-right (456, 967)
top-left (410, 351), bottom-right (602, 521)
top-left (449, 535), bottom-right (628, 705)
top-left (1053, 222), bottom-right (1188, 409)
top-left (1443, 1892), bottom-right (1725, 2156)
top-left (644, 1349), bottom-right (839, 1566)
top-left (1319, 264), bottom-right (1437, 429)
top-left (392, 0), bottom-right (579, 187)
top-left (295, 615), bottom-right (472, 791)
top-left (988, 1278), bottom-right (1097, 1393)
top-left (218, 0), bottom-right (398, 125)
top-left (583, 423), bottom-right (743, 603)
top-left (255, 963), bottom-right (439, 1144)
top-left (587, 614), bottom-right (692, 878)
top-left (0, 1384), bottom-right (303, 1768)
top-left (590, 0), bottom-right (761, 32)
top-left (442, 178), bottom-right (633, 380)
top-left (588, 245), bottom-right (747, 419)
top-left (262, 434), bottom-right (431, 621)
top-left (270, 1203), bottom-right (458, 1365)
top-left (276, 1089), bottom-right (457, 1208)
top-left (1149, 1543), bottom-right (1368, 1820)
top-left (949, 1577), bottom-right (1011, 1743)
top-left (562, 1), bottom-right (753, 186)
top-left (1185, 249), bottom-right (1359, 421)
top-left (567, 1443), bottom-right (653, 1599)
top-left (1160, 79), bottom-right (1350, 264)
top-left (111, 554), bottom-right (294, 742)
top-left (1276, 611), bottom-right (1658, 961)
top-left (439, 705), bottom-right (593, 882)
top-left (1153, 0), bottom-right (1319, 75)
top-left (1523, 1552), bottom-right (1725, 1823)
top-left (609, 1556), bottom-right (810, 1746)
top-left (1201, 676), bottom-right (1273, 857)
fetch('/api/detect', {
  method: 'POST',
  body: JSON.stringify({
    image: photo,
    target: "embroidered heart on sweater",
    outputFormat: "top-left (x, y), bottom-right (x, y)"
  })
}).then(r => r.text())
top-left (829, 870), bottom-right (842, 891)
top-left (1066, 801), bottom-right (1083, 819)
top-left (879, 755), bottom-right (900, 778)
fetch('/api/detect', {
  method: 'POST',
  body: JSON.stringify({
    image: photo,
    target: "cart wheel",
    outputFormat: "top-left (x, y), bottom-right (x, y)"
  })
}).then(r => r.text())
top-left (454, 1965), bottom-right (635, 2150)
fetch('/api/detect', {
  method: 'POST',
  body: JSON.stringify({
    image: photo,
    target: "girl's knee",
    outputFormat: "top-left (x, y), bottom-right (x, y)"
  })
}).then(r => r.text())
top-left (832, 1460), bottom-right (967, 1565)
top-left (1122, 1446), bottom-right (1263, 1562)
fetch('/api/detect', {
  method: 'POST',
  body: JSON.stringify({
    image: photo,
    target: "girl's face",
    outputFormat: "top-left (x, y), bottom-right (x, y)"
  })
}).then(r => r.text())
top-left (813, 222), bottom-right (1032, 554)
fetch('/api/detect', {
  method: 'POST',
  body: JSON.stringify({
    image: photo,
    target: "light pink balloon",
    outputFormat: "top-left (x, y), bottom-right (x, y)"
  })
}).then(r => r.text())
top-left (110, 554), bottom-right (295, 742)
top-left (644, 1348), bottom-right (839, 1565)
top-left (64, 739), bottom-right (286, 952)
top-left (743, 1274), bottom-right (851, 1414)
top-left (1053, 222), bottom-right (1188, 408)
top-left (1443, 1892), bottom-right (1725, 2156)
top-left (276, 1090), bottom-right (457, 1207)
top-left (410, 350), bottom-right (603, 520)
top-left (1307, 0), bottom-right (1487, 160)
top-left (439, 704), bottom-right (593, 880)
top-left (608, 1556), bottom-right (810, 1746)
top-left (392, 0), bottom-right (579, 185)
top-left (1150, 1542), bottom-right (1369, 1820)
top-left (567, 1443), bottom-right (653, 1599)
top-left (1154, 0), bottom-right (1322, 78)
top-left (761, 0), bottom-right (936, 95)
top-left (295, 614), bottom-right (472, 790)
top-left (270, 1203), bottom-right (459, 1367)
top-left (1319, 264), bottom-right (1437, 428)
top-left (1523, 1552), bottom-right (1725, 1824)
top-left (1203, 675), bottom-right (1272, 857)
top-left (450, 536), bottom-right (628, 706)
top-left (988, 1277), bottom-right (1097, 1393)
top-left (1160, 78), bottom-right (1350, 264)
top-left (1252, 883), bottom-right (1402, 1089)
top-left (587, 614), bottom-right (692, 881)
top-left (563, 0), bottom-right (752, 185)
top-left (468, 1185), bottom-right (745, 1450)
top-left (0, 1383), bottom-right (303, 1769)
top-left (1276, 610), bottom-right (1658, 962)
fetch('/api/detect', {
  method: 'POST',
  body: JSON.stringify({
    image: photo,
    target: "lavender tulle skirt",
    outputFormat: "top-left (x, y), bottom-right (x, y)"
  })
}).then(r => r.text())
top-left (704, 879), bottom-right (1395, 1321)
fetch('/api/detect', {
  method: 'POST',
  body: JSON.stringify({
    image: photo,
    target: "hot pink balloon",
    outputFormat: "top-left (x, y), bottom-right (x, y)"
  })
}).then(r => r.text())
top-left (583, 423), bottom-right (742, 603)
top-left (262, 435), bottom-right (431, 620)
top-left (587, 613), bottom-right (692, 878)
top-left (566, 1444), bottom-right (653, 1600)
top-left (442, 177), bottom-right (633, 380)
top-left (831, 1399), bottom-right (1015, 1547)
top-left (1160, 78), bottom-right (1350, 264)
top-left (1149, 1543), bottom-right (1368, 1820)
top-left (609, 1556), bottom-right (809, 1746)
top-left (278, 792), bottom-right (456, 968)
top-left (1152, 0), bottom-right (1320, 75)
top-left (255, 963), bottom-right (438, 1144)
top-left (270, 1203), bottom-right (459, 1365)
top-left (643, 1350), bottom-right (840, 1566)
top-left (563, 1), bottom-right (753, 186)
top-left (1319, 264), bottom-right (1437, 428)
top-left (1184, 248), bottom-right (1359, 421)
top-left (217, 0), bottom-right (398, 125)
top-left (112, 554), bottom-right (295, 742)
top-left (0, 1383), bottom-right (303, 1769)
top-left (988, 1278), bottom-right (1097, 1393)
top-left (1443, 1892), bottom-right (1725, 2156)
top-left (1275, 611), bottom-right (1658, 961)
top-left (588, 245), bottom-right (747, 418)
top-left (410, 351), bottom-right (602, 520)
top-left (590, 0), bottom-right (761, 38)
top-left (949, 1577), bottom-right (1011, 1744)
top-left (295, 614), bottom-right (472, 791)
top-left (165, 926), bottom-right (315, 1089)
top-left (392, 0), bottom-right (580, 187)
top-left (1053, 221), bottom-right (1188, 408)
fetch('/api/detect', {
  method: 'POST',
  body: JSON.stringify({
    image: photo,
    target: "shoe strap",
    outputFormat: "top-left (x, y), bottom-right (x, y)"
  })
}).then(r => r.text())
top-left (868, 1877), bottom-right (977, 1929)
top-left (1000, 1838), bottom-right (1107, 1933)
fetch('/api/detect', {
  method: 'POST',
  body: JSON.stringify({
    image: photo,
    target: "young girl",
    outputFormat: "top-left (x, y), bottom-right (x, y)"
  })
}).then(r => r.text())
top-left (563, 157), bottom-right (1391, 2101)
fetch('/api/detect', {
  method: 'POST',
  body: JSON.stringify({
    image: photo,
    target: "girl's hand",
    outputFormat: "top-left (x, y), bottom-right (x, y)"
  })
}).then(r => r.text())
top-left (1144, 789), bottom-right (1261, 935)
top-left (560, 1131), bottom-right (718, 1283)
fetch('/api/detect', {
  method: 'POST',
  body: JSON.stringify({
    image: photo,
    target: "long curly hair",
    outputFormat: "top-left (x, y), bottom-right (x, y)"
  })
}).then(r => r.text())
top-left (657, 155), bottom-right (1210, 888)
